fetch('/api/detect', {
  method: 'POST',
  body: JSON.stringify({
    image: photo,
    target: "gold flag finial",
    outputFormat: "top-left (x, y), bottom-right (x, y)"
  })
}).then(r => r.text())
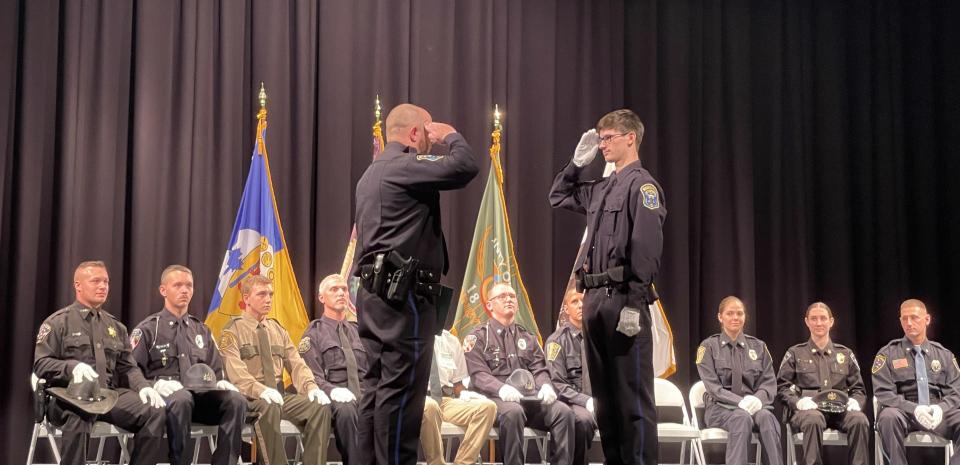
top-left (490, 104), bottom-right (504, 184)
top-left (494, 104), bottom-right (502, 132)
top-left (259, 82), bottom-right (267, 110)
top-left (375, 94), bottom-right (382, 122)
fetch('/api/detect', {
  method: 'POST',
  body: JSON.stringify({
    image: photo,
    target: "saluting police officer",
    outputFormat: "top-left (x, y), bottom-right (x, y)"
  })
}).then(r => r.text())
top-left (549, 109), bottom-right (665, 465)
top-left (696, 296), bottom-right (783, 465)
top-left (34, 261), bottom-right (166, 465)
top-left (130, 265), bottom-right (247, 465)
top-left (299, 274), bottom-right (368, 465)
top-left (352, 103), bottom-right (478, 465)
top-left (776, 302), bottom-right (869, 465)
top-left (873, 299), bottom-right (960, 465)
top-left (545, 289), bottom-right (598, 465)
top-left (464, 282), bottom-right (576, 465)
top-left (219, 275), bottom-right (333, 465)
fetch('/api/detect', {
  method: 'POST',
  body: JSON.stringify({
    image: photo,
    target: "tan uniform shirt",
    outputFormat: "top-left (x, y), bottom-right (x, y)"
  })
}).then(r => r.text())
top-left (219, 313), bottom-right (318, 399)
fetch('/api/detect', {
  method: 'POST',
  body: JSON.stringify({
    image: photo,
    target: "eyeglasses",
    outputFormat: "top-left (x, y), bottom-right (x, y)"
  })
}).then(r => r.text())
top-left (489, 292), bottom-right (518, 302)
top-left (598, 133), bottom-right (629, 144)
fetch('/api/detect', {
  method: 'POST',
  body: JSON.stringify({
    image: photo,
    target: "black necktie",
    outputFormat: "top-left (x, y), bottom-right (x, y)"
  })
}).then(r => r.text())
top-left (175, 320), bottom-right (193, 380)
top-left (731, 343), bottom-right (744, 396)
top-left (91, 312), bottom-right (108, 387)
top-left (579, 333), bottom-right (592, 396)
top-left (257, 323), bottom-right (279, 391)
top-left (338, 322), bottom-right (361, 397)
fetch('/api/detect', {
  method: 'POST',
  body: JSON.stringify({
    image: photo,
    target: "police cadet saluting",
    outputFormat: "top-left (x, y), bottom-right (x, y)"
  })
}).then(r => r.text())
top-left (130, 265), bottom-right (247, 465)
top-left (776, 302), bottom-right (868, 465)
top-left (696, 296), bottom-right (783, 465)
top-left (34, 261), bottom-right (166, 465)
top-left (299, 274), bottom-right (368, 465)
top-left (464, 283), bottom-right (576, 465)
top-left (873, 299), bottom-right (960, 465)
top-left (352, 103), bottom-right (478, 465)
top-left (545, 289), bottom-right (598, 465)
top-left (219, 275), bottom-right (333, 465)
top-left (549, 109), bottom-right (665, 465)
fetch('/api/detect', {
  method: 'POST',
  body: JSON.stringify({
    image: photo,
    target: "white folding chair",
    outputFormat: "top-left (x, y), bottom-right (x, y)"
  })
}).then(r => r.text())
top-left (872, 396), bottom-right (954, 465)
top-left (688, 380), bottom-right (762, 465)
top-left (654, 378), bottom-right (703, 465)
top-left (26, 374), bottom-right (133, 465)
top-left (240, 418), bottom-right (303, 464)
top-left (189, 423), bottom-right (220, 465)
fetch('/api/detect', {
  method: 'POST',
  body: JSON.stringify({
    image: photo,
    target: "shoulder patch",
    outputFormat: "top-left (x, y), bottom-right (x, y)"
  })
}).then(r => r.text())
top-left (779, 350), bottom-right (793, 369)
top-left (36, 323), bottom-right (52, 344)
top-left (130, 328), bottom-right (143, 349)
top-left (298, 336), bottom-right (311, 354)
top-left (546, 342), bottom-right (562, 362)
top-left (416, 154), bottom-right (444, 162)
top-left (219, 331), bottom-right (237, 351)
top-left (640, 183), bottom-right (660, 210)
top-left (872, 354), bottom-right (887, 374)
top-left (463, 334), bottom-right (478, 353)
top-left (954, 356), bottom-right (959, 372)
top-left (695, 346), bottom-right (706, 364)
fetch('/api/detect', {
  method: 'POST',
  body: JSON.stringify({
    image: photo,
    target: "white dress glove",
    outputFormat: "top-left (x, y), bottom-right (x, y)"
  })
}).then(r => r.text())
top-left (846, 398), bottom-right (861, 412)
top-left (537, 384), bottom-right (557, 405)
top-left (216, 380), bottom-right (239, 392)
top-left (458, 390), bottom-right (488, 402)
top-left (330, 387), bottom-right (357, 403)
top-left (738, 395), bottom-right (762, 415)
top-left (498, 384), bottom-right (522, 402)
top-left (153, 379), bottom-right (183, 397)
top-left (139, 387), bottom-right (166, 408)
top-left (308, 388), bottom-right (331, 405)
top-left (586, 397), bottom-right (595, 413)
top-left (914, 405), bottom-right (934, 429)
top-left (72, 363), bottom-right (99, 384)
top-left (930, 404), bottom-right (944, 429)
top-left (260, 388), bottom-right (284, 406)
top-left (572, 129), bottom-right (600, 167)
top-left (796, 397), bottom-right (817, 411)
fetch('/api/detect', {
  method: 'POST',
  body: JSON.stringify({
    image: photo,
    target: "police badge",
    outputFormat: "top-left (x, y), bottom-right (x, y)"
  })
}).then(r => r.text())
top-left (836, 353), bottom-right (845, 364)
top-left (931, 359), bottom-right (942, 373)
top-left (517, 338), bottom-right (527, 351)
top-left (107, 326), bottom-right (117, 338)
top-left (195, 334), bottom-right (204, 349)
top-left (748, 349), bottom-right (758, 361)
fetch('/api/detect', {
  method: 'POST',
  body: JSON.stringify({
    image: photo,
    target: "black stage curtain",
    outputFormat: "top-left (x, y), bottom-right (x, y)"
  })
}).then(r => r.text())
top-left (1, 1), bottom-right (958, 462)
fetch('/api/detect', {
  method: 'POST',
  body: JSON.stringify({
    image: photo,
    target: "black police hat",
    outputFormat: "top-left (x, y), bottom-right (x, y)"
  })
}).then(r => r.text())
top-left (505, 369), bottom-right (540, 403)
top-left (182, 363), bottom-right (219, 392)
top-left (813, 389), bottom-right (848, 414)
top-left (48, 377), bottom-right (119, 415)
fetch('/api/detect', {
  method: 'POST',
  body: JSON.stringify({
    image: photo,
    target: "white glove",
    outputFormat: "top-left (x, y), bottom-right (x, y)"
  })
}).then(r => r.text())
top-left (308, 388), bottom-right (331, 405)
top-left (260, 388), bottom-right (284, 406)
top-left (847, 398), bottom-right (861, 412)
top-left (458, 390), bottom-right (488, 402)
top-left (330, 387), bottom-right (357, 403)
top-left (139, 387), bottom-right (166, 409)
top-left (914, 405), bottom-right (934, 429)
top-left (930, 404), bottom-right (944, 429)
top-left (538, 384), bottom-right (557, 405)
top-left (796, 397), bottom-right (817, 411)
top-left (72, 363), bottom-right (99, 384)
top-left (586, 397), bottom-right (595, 413)
top-left (498, 384), bottom-right (522, 402)
top-left (572, 129), bottom-right (600, 167)
top-left (738, 395), bottom-right (762, 415)
top-left (153, 379), bottom-right (183, 397)
top-left (216, 380), bottom-right (239, 392)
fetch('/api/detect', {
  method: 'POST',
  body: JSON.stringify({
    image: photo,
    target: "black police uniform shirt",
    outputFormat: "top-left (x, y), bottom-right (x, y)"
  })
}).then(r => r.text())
top-left (298, 316), bottom-right (369, 394)
top-left (544, 322), bottom-right (590, 407)
top-left (777, 339), bottom-right (866, 411)
top-left (463, 318), bottom-right (551, 396)
top-left (695, 332), bottom-right (777, 409)
top-left (35, 302), bottom-right (150, 391)
top-left (130, 308), bottom-right (225, 381)
top-left (872, 337), bottom-right (960, 413)
top-left (353, 134), bottom-right (479, 275)
top-left (549, 160), bottom-right (666, 304)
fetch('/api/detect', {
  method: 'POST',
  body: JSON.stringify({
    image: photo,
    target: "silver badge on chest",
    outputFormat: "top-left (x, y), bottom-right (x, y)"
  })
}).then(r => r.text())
top-left (195, 335), bottom-right (204, 349)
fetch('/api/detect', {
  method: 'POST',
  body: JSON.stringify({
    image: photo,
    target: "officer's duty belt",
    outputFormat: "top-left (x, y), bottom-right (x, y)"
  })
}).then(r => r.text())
top-left (577, 266), bottom-right (634, 290)
top-left (358, 251), bottom-right (443, 299)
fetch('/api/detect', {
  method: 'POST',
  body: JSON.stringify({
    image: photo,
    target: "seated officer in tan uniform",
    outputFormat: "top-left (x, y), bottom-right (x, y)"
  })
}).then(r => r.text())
top-left (219, 275), bottom-right (332, 465)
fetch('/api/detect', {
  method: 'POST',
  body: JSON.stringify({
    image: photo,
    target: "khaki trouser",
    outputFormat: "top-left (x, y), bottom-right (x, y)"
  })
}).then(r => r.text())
top-left (421, 396), bottom-right (498, 465)
top-left (249, 393), bottom-right (332, 465)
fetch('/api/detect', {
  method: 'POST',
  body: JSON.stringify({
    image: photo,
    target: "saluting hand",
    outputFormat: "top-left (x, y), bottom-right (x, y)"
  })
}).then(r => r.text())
top-left (425, 122), bottom-right (457, 144)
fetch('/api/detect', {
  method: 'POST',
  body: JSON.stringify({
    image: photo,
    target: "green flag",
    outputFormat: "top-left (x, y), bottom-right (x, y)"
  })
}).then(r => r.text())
top-left (451, 109), bottom-right (541, 342)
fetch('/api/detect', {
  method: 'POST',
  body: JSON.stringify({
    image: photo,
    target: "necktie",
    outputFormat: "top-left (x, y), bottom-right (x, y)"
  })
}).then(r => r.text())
top-left (579, 333), bottom-right (592, 396)
top-left (257, 323), bottom-right (279, 392)
top-left (338, 323), bottom-right (361, 397)
top-left (91, 312), bottom-right (108, 387)
top-left (915, 348), bottom-right (930, 405)
top-left (731, 343), bottom-right (745, 396)
top-left (175, 320), bottom-right (193, 380)
top-left (429, 351), bottom-right (442, 401)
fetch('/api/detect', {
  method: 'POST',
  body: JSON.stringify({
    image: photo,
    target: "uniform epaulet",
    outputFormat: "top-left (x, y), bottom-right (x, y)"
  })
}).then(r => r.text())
top-left (48, 307), bottom-right (71, 320)
top-left (305, 318), bottom-right (322, 329)
top-left (223, 316), bottom-right (243, 331)
top-left (884, 338), bottom-right (902, 348)
top-left (833, 342), bottom-right (850, 351)
top-left (185, 313), bottom-right (201, 322)
top-left (929, 340), bottom-right (948, 351)
top-left (702, 333), bottom-right (721, 344)
top-left (789, 342), bottom-right (806, 350)
top-left (100, 309), bottom-right (120, 322)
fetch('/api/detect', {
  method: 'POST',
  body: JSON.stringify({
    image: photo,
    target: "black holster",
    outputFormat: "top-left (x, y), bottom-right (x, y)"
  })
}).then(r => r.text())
top-left (360, 251), bottom-right (445, 303)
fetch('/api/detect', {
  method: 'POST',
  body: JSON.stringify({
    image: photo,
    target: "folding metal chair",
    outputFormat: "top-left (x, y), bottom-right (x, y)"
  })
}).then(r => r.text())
top-left (872, 396), bottom-right (954, 465)
top-left (689, 380), bottom-right (762, 465)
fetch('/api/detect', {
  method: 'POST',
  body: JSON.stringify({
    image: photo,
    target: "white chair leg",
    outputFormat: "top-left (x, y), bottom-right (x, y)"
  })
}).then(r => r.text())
top-left (44, 433), bottom-right (60, 464)
top-left (118, 434), bottom-right (131, 465)
top-left (26, 424), bottom-right (40, 465)
top-left (754, 438), bottom-right (762, 465)
top-left (95, 436), bottom-right (106, 464)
